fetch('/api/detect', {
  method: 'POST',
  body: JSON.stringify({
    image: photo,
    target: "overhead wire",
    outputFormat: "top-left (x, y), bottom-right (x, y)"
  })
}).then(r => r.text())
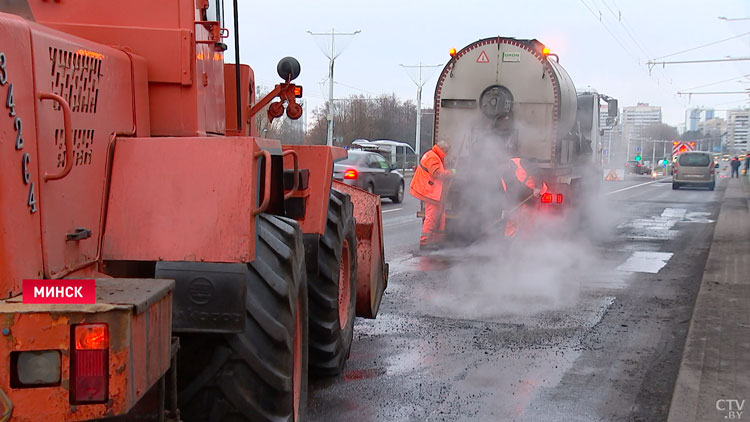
top-left (681, 73), bottom-right (750, 91)
top-left (579, 0), bottom-right (642, 66)
top-left (599, 0), bottom-right (675, 86)
top-left (599, 0), bottom-right (653, 59)
top-left (609, 0), bottom-right (749, 118)
top-left (579, 0), bottom-right (682, 104)
top-left (334, 81), bottom-right (376, 95)
top-left (650, 31), bottom-right (750, 61)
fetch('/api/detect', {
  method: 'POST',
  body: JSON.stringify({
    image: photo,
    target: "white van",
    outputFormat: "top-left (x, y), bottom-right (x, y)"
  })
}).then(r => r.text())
top-left (371, 140), bottom-right (417, 172)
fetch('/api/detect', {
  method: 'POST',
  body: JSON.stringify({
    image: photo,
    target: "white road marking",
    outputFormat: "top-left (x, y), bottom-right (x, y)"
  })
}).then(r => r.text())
top-left (616, 251), bottom-right (673, 273)
top-left (605, 178), bottom-right (668, 195)
top-left (382, 208), bottom-right (403, 213)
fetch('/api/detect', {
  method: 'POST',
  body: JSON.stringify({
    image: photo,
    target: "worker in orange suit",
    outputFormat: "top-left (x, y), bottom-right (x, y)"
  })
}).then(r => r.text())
top-left (500, 157), bottom-right (544, 238)
top-left (410, 140), bottom-right (454, 248)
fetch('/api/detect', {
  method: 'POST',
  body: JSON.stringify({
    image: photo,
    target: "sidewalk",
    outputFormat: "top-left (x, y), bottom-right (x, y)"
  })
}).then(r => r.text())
top-left (668, 177), bottom-right (750, 421)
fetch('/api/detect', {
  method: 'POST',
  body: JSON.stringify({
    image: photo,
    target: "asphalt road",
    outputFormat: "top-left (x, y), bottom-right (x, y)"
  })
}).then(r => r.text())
top-left (309, 171), bottom-right (725, 421)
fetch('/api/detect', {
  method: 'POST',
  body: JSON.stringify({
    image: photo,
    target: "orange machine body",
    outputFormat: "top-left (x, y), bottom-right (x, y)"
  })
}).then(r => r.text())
top-left (0, 279), bottom-right (173, 421)
top-left (0, 1), bottom-right (265, 419)
top-left (0, 0), bottom-right (387, 419)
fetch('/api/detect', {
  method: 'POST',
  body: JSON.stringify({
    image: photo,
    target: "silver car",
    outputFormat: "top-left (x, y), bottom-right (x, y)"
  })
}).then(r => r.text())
top-left (672, 151), bottom-right (716, 190)
top-left (334, 150), bottom-right (405, 203)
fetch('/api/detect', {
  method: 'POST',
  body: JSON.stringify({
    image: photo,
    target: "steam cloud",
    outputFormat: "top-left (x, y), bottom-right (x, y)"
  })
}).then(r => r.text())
top-left (423, 119), bottom-right (622, 319)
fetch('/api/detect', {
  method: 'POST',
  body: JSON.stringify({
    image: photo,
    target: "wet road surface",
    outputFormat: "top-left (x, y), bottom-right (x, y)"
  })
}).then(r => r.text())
top-left (309, 173), bottom-right (723, 421)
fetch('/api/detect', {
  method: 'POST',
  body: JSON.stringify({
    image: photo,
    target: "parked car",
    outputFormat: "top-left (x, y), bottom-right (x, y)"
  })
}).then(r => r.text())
top-left (334, 150), bottom-right (405, 203)
top-left (672, 151), bottom-right (716, 190)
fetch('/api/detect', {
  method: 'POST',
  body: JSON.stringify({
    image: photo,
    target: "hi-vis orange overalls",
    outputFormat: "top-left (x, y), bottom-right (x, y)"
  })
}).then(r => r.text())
top-left (409, 145), bottom-right (453, 246)
top-left (500, 158), bottom-right (539, 237)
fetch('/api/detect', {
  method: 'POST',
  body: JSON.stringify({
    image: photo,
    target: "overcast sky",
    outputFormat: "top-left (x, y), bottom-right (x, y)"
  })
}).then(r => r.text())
top-left (224, 0), bottom-right (750, 127)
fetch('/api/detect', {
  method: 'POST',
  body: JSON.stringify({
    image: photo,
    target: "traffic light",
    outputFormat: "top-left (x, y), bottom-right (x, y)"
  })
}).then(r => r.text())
top-left (635, 155), bottom-right (641, 161)
top-left (662, 159), bottom-right (668, 165)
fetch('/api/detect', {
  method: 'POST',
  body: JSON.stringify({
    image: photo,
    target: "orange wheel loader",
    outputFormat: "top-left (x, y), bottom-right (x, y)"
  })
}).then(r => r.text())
top-left (0, 1), bottom-right (387, 421)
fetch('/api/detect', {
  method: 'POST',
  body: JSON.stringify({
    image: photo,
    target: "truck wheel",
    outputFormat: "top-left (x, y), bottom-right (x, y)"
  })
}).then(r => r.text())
top-left (308, 189), bottom-right (357, 376)
top-left (178, 214), bottom-right (308, 422)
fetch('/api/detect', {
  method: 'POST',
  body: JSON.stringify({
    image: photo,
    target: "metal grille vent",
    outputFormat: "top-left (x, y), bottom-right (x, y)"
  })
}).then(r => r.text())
top-left (48, 47), bottom-right (101, 113)
top-left (54, 129), bottom-right (95, 168)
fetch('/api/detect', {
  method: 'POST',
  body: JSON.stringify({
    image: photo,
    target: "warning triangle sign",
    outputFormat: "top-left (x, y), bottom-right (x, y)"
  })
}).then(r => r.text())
top-left (476, 50), bottom-right (490, 63)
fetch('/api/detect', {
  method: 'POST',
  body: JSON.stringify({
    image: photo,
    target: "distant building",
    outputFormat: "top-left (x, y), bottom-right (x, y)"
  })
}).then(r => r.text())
top-left (686, 108), bottom-right (701, 132)
top-left (698, 117), bottom-right (726, 138)
top-left (698, 117), bottom-right (726, 152)
top-left (622, 103), bottom-right (662, 142)
top-left (684, 107), bottom-right (716, 133)
top-left (727, 109), bottom-right (749, 152)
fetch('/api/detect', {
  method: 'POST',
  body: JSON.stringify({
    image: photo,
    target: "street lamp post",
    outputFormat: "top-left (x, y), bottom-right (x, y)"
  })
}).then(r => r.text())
top-left (307, 28), bottom-right (361, 146)
top-left (400, 63), bottom-right (442, 157)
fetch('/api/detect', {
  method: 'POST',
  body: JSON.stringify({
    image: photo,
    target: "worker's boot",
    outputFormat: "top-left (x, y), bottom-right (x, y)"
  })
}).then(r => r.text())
top-left (419, 233), bottom-right (439, 250)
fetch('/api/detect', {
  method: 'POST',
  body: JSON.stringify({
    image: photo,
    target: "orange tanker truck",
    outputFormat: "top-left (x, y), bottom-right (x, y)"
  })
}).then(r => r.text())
top-left (0, 1), bottom-right (387, 421)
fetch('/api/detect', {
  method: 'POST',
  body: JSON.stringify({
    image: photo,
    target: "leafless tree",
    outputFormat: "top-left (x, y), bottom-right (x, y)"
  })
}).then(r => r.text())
top-left (305, 94), bottom-right (434, 149)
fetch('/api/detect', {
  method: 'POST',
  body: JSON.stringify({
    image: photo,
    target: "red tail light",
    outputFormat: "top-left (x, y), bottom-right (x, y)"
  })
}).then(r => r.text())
top-left (344, 169), bottom-right (358, 179)
top-left (541, 193), bottom-right (553, 203)
top-left (71, 324), bottom-right (108, 404)
top-left (556, 194), bottom-right (563, 204)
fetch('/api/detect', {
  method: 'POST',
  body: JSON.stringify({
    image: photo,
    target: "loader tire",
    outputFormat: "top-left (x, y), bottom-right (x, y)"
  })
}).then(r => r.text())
top-left (308, 189), bottom-right (357, 376)
top-left (178, 214), bottom-right (308, 422)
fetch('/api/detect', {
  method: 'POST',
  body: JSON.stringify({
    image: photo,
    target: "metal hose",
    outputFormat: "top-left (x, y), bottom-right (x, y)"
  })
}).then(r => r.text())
top-left (0, 388), bottom-right (12, 422)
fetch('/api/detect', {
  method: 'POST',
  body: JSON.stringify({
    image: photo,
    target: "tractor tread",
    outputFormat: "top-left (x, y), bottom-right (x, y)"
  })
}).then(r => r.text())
top-left (178, 213), bottom-right (308, 422)
top-left (307, 189), bottom-right (358, 376)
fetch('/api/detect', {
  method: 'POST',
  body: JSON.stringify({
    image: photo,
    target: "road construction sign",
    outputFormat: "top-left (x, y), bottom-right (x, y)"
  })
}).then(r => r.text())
top-left (604, 168), bottom-right (624, 181)
top-left (672, 141), bottom-right (695, 156)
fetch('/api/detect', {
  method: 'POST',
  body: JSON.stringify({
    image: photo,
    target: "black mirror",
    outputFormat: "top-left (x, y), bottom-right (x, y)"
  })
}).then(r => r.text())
top-left (277, 57), bottom-right (301, 81)
top-left (607, 99), bottom-right (618, 117)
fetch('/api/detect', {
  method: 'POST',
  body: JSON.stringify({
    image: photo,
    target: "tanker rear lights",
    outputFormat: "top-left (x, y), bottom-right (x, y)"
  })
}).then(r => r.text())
top-left (542, 47), bottom-right (550, 56)
top-left (71, 323), bottom-right (109, 404)
top-left (344, 169), bottom-right (358, 180)
top-left (449, 48), bottom-right (457, 57)
top-left (540, 193), bottom-right (563, 204)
